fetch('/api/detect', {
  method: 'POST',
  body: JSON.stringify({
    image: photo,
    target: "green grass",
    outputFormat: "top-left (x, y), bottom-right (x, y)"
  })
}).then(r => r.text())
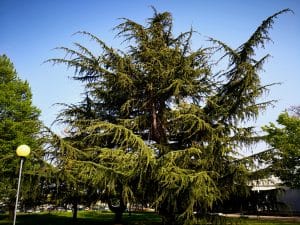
top-left (0, 211), bottom-right (299, 225)
top-left (0, 211), bottom-right (162, 225)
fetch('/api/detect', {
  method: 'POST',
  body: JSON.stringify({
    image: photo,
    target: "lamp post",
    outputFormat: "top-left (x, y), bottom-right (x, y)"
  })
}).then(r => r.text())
top-left (13, 144), bottom-right (30, 225)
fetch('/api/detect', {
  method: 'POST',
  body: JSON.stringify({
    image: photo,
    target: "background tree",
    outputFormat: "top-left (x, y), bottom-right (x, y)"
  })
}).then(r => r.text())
top-left (0, 55), bottom-right (44, 219)
top-left (45, 100), bottom-right (100, 221)
top-left (48, 8), bottom-right (290, 225)
top-left (262, 108), bottom-right (300, 188)
top-left (289, 105), bottom-right (300, 117)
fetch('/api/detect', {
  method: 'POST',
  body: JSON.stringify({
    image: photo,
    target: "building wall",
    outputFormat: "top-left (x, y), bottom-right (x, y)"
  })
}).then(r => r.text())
top-left (278, 189), bottom-right (300, 214)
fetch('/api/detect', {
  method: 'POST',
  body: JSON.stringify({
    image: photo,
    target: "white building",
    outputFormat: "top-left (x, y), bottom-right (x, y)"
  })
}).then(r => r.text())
top-left (251, 176), bottom-right (300, 215)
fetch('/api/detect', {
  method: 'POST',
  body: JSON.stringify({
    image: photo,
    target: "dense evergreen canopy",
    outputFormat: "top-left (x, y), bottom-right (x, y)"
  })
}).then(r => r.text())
top-left (48, 8), bottom-right (290, 225)
top-left (0, 55), bottom-right (43, 218)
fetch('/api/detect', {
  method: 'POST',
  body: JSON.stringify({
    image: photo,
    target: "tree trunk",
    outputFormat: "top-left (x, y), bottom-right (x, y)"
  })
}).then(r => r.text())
top-left (8, 204), bottom-right (14, 221)
top-left (108, 197), bottom-right (127, 224)
top-left (72, 201), bottom-right (78, 221)
top-left (114, 210), bottom-right (123, 224)
top-left (151, 103), bottom-right (167, 145)
top-left (162, 214), bottom-right (177, 225)
top-left (158, 202), bottom-right (179, 225)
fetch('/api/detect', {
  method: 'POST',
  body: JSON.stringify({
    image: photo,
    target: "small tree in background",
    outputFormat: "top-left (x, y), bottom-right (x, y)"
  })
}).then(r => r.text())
top-left (48, 8), bottom-right (290, 225)
top-left (0, 55), bottom-right (44, 219)
top-left (263, 108), bottom-right (300, 189)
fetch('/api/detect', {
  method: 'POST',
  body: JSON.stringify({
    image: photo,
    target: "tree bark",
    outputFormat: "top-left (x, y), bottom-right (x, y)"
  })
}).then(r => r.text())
top-left (72, 200), bottom-right (78, 221)
top-left (108, 197), bottom-right (127, 224)
top-left (8, 204), bottom-right (14, 221)
top-left (162, 214), bottom-right (177, 225)
top-left (151, 103), bottom-right (167, 145)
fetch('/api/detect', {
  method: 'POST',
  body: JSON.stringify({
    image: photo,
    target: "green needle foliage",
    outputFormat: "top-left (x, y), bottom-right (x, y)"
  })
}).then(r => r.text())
top-left (47, 8), bottom-right (291, 225)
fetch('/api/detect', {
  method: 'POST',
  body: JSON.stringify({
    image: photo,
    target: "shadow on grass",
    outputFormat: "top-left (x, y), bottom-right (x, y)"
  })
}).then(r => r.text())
top-left (0, 212), bottom-right (162, 225)
top-left (0, 213), bottom-right (114, 225)
top-left (1, 213), bottom-right (300, 225)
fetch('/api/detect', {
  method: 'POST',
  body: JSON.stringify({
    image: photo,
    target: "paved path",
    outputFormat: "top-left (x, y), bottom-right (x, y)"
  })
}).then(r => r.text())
top-left (224, 213), bottom-right (300, 222)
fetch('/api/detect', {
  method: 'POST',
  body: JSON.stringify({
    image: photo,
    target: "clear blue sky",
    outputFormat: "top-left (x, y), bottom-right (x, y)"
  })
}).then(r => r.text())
top-left (1, 0), bottom-right (300, 142)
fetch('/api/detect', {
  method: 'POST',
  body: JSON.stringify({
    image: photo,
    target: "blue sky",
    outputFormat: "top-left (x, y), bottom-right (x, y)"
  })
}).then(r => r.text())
top-left (1, 0), bottom-right (300, 144)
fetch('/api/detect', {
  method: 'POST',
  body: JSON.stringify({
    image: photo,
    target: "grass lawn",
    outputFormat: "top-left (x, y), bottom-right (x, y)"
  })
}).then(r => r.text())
top-left (0, 211), bottom-right (161, 225)
top-left (0, 211), bottom-right (300, 225)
